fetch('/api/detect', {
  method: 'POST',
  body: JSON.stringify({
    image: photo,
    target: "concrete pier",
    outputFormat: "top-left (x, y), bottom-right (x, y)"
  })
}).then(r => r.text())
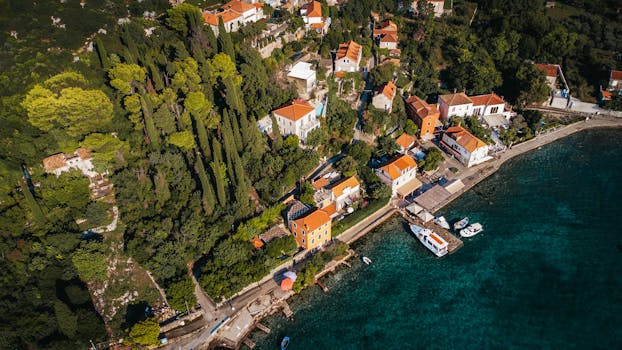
top-left (399, 211), bottom-right (463, 254)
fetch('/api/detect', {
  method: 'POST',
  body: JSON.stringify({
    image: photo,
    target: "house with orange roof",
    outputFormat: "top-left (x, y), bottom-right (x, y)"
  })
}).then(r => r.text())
top-left (438, 92), bottom-right (473, 120)
top-left (379, 33), bottom-right (398, 50)
top-left (335, 41), bottom-right (362, 73)
top-left (272, 99), bottom-right (320, 143)
top-left (372, 81), bottom-right (397, 112)
top-left (372, 20), bottom-right (397, 38)
top-left (441, 126), bottom-right (491, 167)
top-left (395, 133), bottom-right (416, 153)
top-left (202, 0), bottom-right (264, 36)
top-left (301, 1), bottom-right (331, 34)
top-left (375, 154), bottom-right (422, 197)
top-left (405, 95), bottom-right (440, 141)
top-left (411, 0), bottom-right (445, 17)
top-left (290, 208), bottom-right (331, 250)
top-left (470, 93), bottom-right (506, 117)
top-left (533, 63), bottom-right (560, 91)
top-left (327, 176), bottom-right (360, 211)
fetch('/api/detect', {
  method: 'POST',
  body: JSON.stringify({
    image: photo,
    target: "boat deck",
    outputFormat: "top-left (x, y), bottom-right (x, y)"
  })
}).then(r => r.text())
top-left (399, 211), bottom-right (463, 254)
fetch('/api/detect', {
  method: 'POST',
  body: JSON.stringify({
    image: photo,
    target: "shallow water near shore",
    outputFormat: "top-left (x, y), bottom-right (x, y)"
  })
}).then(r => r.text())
top-left (250, 129), bottom-right (622, 349)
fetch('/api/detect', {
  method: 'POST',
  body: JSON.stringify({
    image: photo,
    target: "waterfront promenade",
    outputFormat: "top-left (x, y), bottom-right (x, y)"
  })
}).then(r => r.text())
top-left (159, 115), bottom-right (622, 350)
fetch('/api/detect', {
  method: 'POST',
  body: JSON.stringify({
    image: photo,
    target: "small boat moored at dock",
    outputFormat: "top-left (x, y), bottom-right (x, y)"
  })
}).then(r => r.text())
top-left (433, 215), bottom-right (450, 230)
top-left (410, 224), bottom-right (448, 257)
top-left (460, 223), bottom-right (483, 238)
top-left (453, 217), bottom-right (469, 231)
top-left (362, 256), bottom-right (372, 265)
top-left (281, 336), bottom-right (290, 350)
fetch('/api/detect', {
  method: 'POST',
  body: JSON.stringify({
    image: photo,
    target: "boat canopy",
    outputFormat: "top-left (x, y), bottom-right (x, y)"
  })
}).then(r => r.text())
top-left (405, 203), bottom-right (424, 215)
top-left (416, 210), bottom-right (435, 223)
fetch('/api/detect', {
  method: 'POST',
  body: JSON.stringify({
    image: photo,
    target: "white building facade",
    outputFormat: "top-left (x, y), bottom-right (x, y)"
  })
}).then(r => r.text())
top-left (272, 100), bottom-right (320, 143)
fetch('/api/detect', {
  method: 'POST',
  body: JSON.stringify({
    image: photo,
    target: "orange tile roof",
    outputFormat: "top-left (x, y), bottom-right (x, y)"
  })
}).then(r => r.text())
top-left (336, 41), bottom-right (361, 61)
top-left (389, 48), bottom-right (401, 56)
top-left (439, 92), bottom-right (473, 106)
top-left (329, 176), bottom-right (360, 198)
top-left (292, 208), bottom-right (330, 233)
top-left (470, 93), bottom-right (504, 107)
top-left (43, 153), bottom-right (67, 172)
top-left (310, 22), bottom-right (324, 29)
top-left (273, 100), bottom-right (315, 121)
top-left (601, 90), bottom-right (612, 99)
top-left (380, 33), bottom-right (398, 43)
top-left (380, 81), bottom-right (397, 99)
top-left (380, 58), bottom-right (400, 67)
top-left (334, 71), bottom-right (346, 78)
top-left (312, 177), bottom-right (330, 190)
top-left (305, 1), bottom-right (323, 17)
top-left (533, 63), bottom-right (559, 78)
top-left (75, 147), bottom-right (92, 160)
top-left (253, 2), bottom-right (263, 9)
top-left (222, 0), bottom-right (255, 13)
top-left (323, 202), bottom-right (337, 217)
top-left (444, 126), bottom-right (487, 153)
top-left (406, 95), bottom-right (439, 119)
top-left (611, 70), bottom-right (622, 81)
top-left (379, 154), bottom-right (417, 180)
top-left (250, 236), bottom-right (264, 249)
top-left (396, 133), bottom-right (415, 150)
top-left (203, 9), bottom-right (241, 26)
top-left (373, 20), bottom-right (397, 37)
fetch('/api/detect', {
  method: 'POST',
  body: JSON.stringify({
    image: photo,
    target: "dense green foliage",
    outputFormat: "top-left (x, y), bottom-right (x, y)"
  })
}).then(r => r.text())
top-left (292, 241), bottom-right (349, 292)
top-left (419, 148), bottom-right (444, 172)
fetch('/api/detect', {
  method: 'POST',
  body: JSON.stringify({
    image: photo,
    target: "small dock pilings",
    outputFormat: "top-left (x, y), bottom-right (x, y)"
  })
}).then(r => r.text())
top-left (399, 211), bottom-right (464, 254)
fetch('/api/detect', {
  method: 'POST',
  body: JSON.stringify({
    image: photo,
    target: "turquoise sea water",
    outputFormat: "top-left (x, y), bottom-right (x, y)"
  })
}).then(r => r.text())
top-left (251, 129), bottom-right (622, 349)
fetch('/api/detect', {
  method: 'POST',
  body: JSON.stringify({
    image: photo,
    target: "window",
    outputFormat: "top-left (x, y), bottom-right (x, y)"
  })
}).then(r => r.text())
top-left (324, 230), bottom-right (327, 235)
top-left (491, 106), bottom-right (499, 114)
top-left (302, 230), bottom-right (305, 236)
top-left (294, 223), bottom-right (297, 228)
top-left (302, 238), bottom-right (305, 244)
top-left (311, 239), bottom-right (315, 244)
top-left (324, 239), bottom-right (328, 243)
top-left (294, 232), bottom-right (297, 236)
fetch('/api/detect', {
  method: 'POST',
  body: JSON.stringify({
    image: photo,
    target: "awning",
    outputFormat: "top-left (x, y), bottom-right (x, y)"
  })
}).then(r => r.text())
top-left (443, 179), bottom-right (465, 194)
top-left (416, 210), bottom-right (435, 223)
top-left (406, 203), bottom-right (424, 215)
top-left (396, 177), bottom-right (423, 197)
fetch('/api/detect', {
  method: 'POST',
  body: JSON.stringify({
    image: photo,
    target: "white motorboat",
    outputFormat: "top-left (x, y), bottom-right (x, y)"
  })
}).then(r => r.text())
top-left (409, 224), bottom-right (448, 257)
top-left (460, 223), bottom-right (483, 238)
top-left (362, 256), bottom-right (372, 265)
top-left (453, 217), bottom-right (469, 231)
top-left (433, 216), bottom-right (450, 230)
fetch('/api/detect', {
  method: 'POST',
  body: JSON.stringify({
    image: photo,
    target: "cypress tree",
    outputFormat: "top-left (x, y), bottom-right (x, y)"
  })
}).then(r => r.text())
top-left (206, 26), bottom-right (218, 57)
top-left (271, 115), bottom-right (282, 151)
top-left (147, 61), bottom-right (164, 91)
top-left (217, 17), bottom-right (235, 61)
top-left (210, 138), bottom-right (227, 207)
top-left (94, 37), bottom-right (109, 70)
top-left (195, 157), bottom-right (216, 214)
top-left (224, 109), bottom-right (243, 153)
top-left (194, 115), bottom-right (212, 160)
top-left (221, 123), bottom-right (237, 189)
top-left (140, 94), bottom-right (160, 147)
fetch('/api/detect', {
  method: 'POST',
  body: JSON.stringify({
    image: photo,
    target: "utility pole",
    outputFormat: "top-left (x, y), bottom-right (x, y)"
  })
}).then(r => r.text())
top-left (89, 339), bottom-right (96, 350)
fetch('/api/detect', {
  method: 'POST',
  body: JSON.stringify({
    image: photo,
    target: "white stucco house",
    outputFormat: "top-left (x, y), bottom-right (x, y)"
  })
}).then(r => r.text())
top-left (411, 0), bottom-right (445, 17)
top-left (371, 81), bottom-right (397, 112)
top-left (375, 154), bottom-right (422, 197)
top-left (202, 0), bottom-right (264, 36)
top-left (441, 126), bottom-right (491, 167)
top-left (438, 92), bottom-right (510, 120)
top-left (334, 41), bottom-right (362, 73)
top-left (288, 62), bottom-right (317, 95)
top-left (301, 1), bottom-right (330, 34)
top-left (272, 99), bottom-right (320, 143)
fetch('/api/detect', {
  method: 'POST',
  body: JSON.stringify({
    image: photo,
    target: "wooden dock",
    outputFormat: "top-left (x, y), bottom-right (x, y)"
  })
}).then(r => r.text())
top-left (281, 301), bottom-right (293, 318)
top-left (399, 211), bottom-right (463, 254)
top-left (243, 338), bottom-right (256, 348)
top-left (255, 323), bottom-right (270, 334)
top-left (316, 280), bottom-right (329, 292)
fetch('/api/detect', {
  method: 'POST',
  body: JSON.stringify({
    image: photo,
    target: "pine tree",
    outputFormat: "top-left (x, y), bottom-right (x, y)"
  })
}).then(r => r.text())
top-left (217, 17), bottom-right (235, 61)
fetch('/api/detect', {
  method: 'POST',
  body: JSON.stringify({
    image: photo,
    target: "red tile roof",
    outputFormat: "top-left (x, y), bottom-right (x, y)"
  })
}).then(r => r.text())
top-left (439, 93), bottom-right (472, 106)
top-left (406, 95), bottom-right (440, 119)
top-left (42, 153), bottom-right (67, 172)
top-left (305, 1), bottom-right (323, 17)
top-left (469, 93), bottom-right (504, 107)
top-left (336, 41), bottom-right (361, 61)
top-left (533, 63), bottom-right (559, 78)
top-left (611, 70), bottom-right (622, 81)
top-left (310, 22), bottom-right (325, 29)
top-left (203, 9), bottom-right (241, 25)
top-left (380, 33), bottom-right (398, 43)
top-left (222, 0), bottom-right (255, 13)
top-left (273, 100), bottom-right (315, 121)
top-left (444, 126), bottom-right (487, 153)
